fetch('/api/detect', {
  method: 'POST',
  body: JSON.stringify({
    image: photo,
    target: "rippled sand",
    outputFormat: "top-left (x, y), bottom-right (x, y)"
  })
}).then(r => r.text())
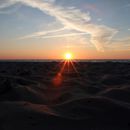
top-left (0, 61), bottom-right (130, 130)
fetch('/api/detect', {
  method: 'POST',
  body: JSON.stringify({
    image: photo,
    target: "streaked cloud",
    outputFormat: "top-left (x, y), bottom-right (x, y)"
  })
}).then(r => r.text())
top-left (19, 27), bottom-right (67, 39)
top-left (107, 36), bottom-right (130, 51)
top-left (97, 18), bottom-right (102, 22)
top-left (0, 0), bottom-right (17, 9)
top-left (125, 4), bottom-right (130, 7)
top-left (0, 0), bottom-right (117, 51)
top-left (34, 32), bottom-right (88, 39)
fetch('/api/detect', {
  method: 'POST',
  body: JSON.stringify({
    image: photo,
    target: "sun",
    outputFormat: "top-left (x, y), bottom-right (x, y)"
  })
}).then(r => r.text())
top-left (65, 53), bottom-right (72, 60)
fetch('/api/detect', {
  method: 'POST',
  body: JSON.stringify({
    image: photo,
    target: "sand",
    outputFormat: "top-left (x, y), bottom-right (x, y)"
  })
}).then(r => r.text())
top-left (0, 61), bottom-right (130, 130)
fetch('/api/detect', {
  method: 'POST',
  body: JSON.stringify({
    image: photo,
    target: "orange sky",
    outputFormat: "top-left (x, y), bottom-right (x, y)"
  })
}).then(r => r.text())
top-left (0, 50), bottom-right (130, 60)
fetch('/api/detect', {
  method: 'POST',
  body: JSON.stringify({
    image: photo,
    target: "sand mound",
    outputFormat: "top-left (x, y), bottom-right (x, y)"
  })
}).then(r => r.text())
top-left (0, 61), bottom-right (130, 130)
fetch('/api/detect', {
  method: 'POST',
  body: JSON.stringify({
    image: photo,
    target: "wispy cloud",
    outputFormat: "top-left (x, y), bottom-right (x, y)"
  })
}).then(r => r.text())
top-left (0, 0), bottom-right (17, 9)
top-left (0, 0), bottom-right (117, 51)
top-left (106, 37), bottom-right (130, 51)
top-left (19, 27), bottom-right (67, 39)
top-left (34, 32), bottom-right (88, 39)
top-left (125, 4), bottom-right (130, 7)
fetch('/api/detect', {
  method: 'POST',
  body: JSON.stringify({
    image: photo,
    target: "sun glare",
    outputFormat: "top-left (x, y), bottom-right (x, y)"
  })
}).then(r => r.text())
top-left (65, 53), bottom-right (72, 60)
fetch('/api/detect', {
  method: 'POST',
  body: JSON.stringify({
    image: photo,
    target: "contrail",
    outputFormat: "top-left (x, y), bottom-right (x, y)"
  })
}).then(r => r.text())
top-left (19, 27), bottom-right (67, 39)
top-left (37, 32), bottom-right (88, 39)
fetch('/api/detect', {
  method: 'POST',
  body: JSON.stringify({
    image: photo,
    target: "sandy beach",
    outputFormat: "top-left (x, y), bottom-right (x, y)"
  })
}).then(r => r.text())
top-left (0, 61), bottom-right (130, 130)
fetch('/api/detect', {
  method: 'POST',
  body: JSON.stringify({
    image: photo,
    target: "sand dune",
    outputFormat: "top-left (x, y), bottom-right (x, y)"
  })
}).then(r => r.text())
top-left (0, 61), bottom-right (130, 130)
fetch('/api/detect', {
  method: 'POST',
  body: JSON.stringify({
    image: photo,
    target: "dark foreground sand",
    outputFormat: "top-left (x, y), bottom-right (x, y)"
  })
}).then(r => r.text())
top-left (0, 61), bottom-right (130, 130)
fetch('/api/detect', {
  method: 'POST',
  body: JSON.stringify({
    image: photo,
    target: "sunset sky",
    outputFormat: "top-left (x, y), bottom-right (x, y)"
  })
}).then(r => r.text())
top-left (0, 0), bottom-right (130, 59)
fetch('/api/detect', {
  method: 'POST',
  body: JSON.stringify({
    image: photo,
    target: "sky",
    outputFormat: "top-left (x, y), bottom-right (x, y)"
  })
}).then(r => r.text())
top-left (0, 0), bottom-right (130, 59)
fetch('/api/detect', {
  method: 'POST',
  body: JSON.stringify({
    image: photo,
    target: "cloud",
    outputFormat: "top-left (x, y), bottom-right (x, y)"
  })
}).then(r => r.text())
top-left (0, 0), bottom-right (117, 51)
top-left (45, 0), bottom-right (56, 3)
top-left (33, 32), bottom-right (88, 39)
top-left (97, 18), bottom-right (102, 21)
top-left (106, 37), bottom-right (130, 51)
top-left (0, 0), bottom-right (22, 14)
top-left (20, 27), bottom-right (67, 39)
top-left (125, 4), bottom-right (130, 7)
top-left (0, 0), bottom-right (17, 9)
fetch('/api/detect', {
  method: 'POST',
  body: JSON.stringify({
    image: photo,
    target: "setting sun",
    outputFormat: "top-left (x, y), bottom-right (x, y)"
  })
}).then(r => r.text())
top-left (65, 53), bottom-right (72, 60)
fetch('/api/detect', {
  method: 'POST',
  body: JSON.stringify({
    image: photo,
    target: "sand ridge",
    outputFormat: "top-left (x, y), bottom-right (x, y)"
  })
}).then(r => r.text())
top-left (0, 61), bottom-right (130, 130)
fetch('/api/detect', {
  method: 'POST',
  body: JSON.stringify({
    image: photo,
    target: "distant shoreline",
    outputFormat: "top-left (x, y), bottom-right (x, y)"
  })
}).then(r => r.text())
top-left (0, 59), bottom-right (130, 63)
